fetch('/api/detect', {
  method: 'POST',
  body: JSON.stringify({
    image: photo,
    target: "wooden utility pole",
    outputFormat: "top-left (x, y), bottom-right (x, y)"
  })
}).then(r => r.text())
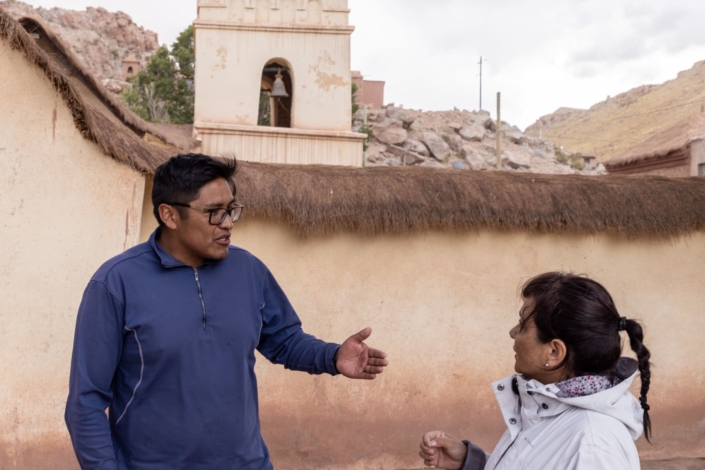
top-left (478, 56), bottom-right (483, 110)
top-left (496, 92), bottom-right (502, 170)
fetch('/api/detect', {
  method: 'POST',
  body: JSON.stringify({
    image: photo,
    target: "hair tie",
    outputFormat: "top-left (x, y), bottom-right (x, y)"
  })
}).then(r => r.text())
top-left (618, 317), bottom-right (627, 331)
top-left (641, 403), bottom-right (650, 411)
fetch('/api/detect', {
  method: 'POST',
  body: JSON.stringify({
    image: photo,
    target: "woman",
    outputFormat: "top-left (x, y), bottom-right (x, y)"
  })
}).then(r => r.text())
top-left (419, 272), bottom-right (651, 470)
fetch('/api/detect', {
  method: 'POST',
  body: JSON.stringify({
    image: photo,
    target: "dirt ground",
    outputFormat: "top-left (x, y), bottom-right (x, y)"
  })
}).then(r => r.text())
top-left (641, 459), bottom-right (705, 470)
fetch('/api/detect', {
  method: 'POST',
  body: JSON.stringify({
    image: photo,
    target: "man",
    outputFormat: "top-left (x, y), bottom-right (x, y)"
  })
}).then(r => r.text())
top-left (65, 154), bottom-right (388, 469)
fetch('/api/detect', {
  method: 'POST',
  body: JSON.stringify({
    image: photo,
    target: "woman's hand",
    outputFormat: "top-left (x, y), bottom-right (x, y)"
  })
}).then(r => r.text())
top-left (419, 430), bottom-right (467, 469)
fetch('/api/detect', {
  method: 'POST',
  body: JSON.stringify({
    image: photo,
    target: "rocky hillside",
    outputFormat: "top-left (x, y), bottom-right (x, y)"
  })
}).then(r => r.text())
top-left (357, 106), bottom-right (605, 175)
top-left (0, 0), bottom-right (159, 81)
top-left (525, 60), bottom-right (705, 162)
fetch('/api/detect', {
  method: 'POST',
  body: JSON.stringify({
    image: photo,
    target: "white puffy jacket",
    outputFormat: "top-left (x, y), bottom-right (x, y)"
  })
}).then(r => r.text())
top-left (463, 358), bottom-right (645, 470)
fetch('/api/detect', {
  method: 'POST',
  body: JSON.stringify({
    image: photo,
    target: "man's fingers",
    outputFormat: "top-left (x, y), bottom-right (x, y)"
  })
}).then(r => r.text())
top-left (357, 372), bottom-right (376, 380)
top-left (366, 357), bottom-right (389, 367)
top-left (363, 365), bottom-right (385, 374)
top-left (367, 347), bottom-right (387, 359)
top-left (350, 327), bottom-right (372, 343)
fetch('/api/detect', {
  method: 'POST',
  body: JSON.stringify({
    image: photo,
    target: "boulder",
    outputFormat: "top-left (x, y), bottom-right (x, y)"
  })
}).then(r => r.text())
top-left (483, 117), bottom-right (497, 131)
top-left (445, 133), bottom-right (465, 153)
top-left (504, 149), bottom-right (531, 169)
top-left (372, 119), bottom-right (408, 146)
top-left (386, 145), bottom-right (426, 165)
top-left (469, 110), bottom-right (492, 123)
top-left (404, 139), bottom-right (430, 157)
top-left (386, 106), bottom-right (420, 126)
top-left (532, 148), bottom-right (548, 159)
top-left (447, 121), bottom-right (463, 131)
top-left (420, 131), bottom-right (451, 161)
top-left (402, 153), bottom-right (426, 166)
top-left (382, 158), bottom-right (401, 167)
top-left (485, 153), bottom-right (508, 167)
top-left (459, 125), bottom-right (485, 142)
top-left (452, 161), bottom-right (468, 170)
top-left (409, 120), bottom-right (425, 132)
top-left (365, 144), bottom-right (385, 163)
top-left (504, 129), bottom-right (525, 145)
top-left (461, 145), bottom-right (486, 170)
top-left (419, 160), bottom-right (444, 168)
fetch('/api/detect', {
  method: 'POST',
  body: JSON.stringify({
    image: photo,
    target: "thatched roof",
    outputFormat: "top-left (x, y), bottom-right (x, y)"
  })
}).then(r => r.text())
top-left (235, 163), bottom-right (705, 238)
top-left (2, 8), bottom-right (704, 239)
top-left (16, 14), bottom-right (200, 152)
top-left (605, 113), bottom-right (705, 168)
top-left (0, 9), bottom-right (195, 173)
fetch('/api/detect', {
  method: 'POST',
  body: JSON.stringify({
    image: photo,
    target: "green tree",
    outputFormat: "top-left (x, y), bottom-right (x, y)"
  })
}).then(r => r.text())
top-left (122, 26), bottom-right (195, 124)
top-left (171, 25), bottom-right (194, 80)
top-left (351, 82), bottom-right (360, 119)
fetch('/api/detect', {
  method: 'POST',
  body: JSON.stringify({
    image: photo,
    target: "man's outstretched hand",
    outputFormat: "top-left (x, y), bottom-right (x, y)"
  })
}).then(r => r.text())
top-left (335, 327), bottom-right (388, 380)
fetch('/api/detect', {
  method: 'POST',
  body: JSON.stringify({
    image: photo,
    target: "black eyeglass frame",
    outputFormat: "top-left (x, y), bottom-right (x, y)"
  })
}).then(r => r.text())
top-left (168, 203), bottom-right (244, 225)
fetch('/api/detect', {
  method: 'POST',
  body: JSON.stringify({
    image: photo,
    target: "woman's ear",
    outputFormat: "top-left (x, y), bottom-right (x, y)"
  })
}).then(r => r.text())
top-left (546, 338), bottom-right (567, 369)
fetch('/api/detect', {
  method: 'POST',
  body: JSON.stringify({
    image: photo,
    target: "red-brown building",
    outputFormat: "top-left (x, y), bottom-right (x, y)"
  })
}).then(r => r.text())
top-left (351, 70), bottom-right (385, 109)
top-left (605, 114), bottom-right (705, 176)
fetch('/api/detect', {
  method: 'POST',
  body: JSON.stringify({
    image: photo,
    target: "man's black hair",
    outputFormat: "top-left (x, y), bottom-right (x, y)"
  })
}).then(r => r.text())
top-left (152, 153), bottom-right (238, 227)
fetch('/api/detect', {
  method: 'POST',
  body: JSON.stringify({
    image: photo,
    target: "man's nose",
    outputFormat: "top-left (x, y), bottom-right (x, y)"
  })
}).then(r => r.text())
top-left (219, 213), bottom-right (234, 229)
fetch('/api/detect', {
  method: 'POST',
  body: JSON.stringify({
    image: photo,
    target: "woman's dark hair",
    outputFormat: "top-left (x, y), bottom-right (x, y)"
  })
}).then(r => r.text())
top-left (521, 272), bottom-right (652, 442)
top-left (152, 153), bottom-right (238, 226)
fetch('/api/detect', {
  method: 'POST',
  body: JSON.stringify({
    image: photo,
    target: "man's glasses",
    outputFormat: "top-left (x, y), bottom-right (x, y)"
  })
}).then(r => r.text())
top-left (168, 203), bottom-right (244, 225)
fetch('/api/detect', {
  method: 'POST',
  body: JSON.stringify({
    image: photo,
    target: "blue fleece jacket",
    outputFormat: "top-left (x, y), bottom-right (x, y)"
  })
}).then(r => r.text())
top-left (65, 229), bottom-right (340, 469)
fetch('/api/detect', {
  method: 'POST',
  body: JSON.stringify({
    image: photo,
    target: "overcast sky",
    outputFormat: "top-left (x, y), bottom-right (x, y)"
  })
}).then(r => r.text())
top-left (21, 0), bottom-right (705, 129)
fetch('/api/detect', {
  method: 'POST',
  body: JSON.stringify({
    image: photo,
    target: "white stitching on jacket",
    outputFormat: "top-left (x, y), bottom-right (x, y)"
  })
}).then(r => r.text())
top-left (115, 328), bottom-right (144, 425)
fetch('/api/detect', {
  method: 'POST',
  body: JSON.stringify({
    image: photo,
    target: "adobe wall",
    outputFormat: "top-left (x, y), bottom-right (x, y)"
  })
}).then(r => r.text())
top-left (0, 39), bottom-right (145, 469)
top-left (690, 139), bottom-right (705, 176)
top-left (638, 164), bottom-right (690, 177)
top-left (227, 219), bottom-right (705, 469)
top-left (6, 170), bottom-right (705, 469)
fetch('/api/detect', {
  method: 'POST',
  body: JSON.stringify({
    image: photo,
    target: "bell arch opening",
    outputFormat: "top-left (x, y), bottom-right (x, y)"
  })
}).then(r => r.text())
top-left (258, 59), bottom-right (293, 128)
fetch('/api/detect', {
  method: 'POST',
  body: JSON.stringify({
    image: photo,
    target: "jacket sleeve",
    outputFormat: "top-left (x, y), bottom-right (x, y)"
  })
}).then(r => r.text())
top-left (461, 441), bottom-right (489, 470)
top-left (65, 280), bottom-right (125, 470)
top-left (256, 269), bottom-right (339, 375)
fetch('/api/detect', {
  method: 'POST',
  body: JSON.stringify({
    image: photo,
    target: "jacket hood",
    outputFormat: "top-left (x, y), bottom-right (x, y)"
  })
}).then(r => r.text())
top-left (492, 357), bottom-right (645, 441)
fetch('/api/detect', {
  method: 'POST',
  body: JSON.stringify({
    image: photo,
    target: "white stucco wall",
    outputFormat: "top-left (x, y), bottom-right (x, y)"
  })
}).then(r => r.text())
top-left (227, 220), bottom-right (705, 469)
top-left (0, 39), bottom-right (145, 468)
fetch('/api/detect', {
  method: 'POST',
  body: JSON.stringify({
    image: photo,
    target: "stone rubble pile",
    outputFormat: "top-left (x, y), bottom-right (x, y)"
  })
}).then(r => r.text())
top-left (354, 106), bottom-right (607, 175)
top-left (1, 0), bottom-right (159, 81)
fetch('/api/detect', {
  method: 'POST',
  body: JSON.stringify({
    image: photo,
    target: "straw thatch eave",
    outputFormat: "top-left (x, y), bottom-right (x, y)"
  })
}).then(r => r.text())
top-left (605, 114), bottom-right (705, 169)
top-left (0, 8), bottom-right (171, 173)
top-left (234, 163), bottom-right (705, 238)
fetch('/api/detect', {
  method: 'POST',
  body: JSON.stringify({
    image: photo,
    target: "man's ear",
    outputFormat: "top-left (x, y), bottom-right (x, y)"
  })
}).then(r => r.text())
top-left (158, 204), bottom-right (179, 230)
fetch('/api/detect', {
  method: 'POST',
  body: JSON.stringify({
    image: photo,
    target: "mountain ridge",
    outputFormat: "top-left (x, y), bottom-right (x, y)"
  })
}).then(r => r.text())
top-left (525, 60), bottom-right (705, 162)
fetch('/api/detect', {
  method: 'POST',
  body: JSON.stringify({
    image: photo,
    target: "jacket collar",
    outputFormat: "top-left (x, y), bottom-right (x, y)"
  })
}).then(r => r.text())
top-left (149, 228), bottom-right (186, 268)
top-left (491, 358), bottom-right (643, 441)
top-left (148, 228), bottom-right (224, 269)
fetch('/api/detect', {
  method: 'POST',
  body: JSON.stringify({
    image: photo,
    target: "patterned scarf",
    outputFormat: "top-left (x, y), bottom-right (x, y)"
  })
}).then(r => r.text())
top-left (555, 375), bottom-right (615, 398)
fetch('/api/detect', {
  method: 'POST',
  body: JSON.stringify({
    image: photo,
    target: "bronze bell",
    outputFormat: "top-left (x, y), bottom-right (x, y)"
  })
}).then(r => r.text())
top-left (270, 68), bottom-right (289, 98)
